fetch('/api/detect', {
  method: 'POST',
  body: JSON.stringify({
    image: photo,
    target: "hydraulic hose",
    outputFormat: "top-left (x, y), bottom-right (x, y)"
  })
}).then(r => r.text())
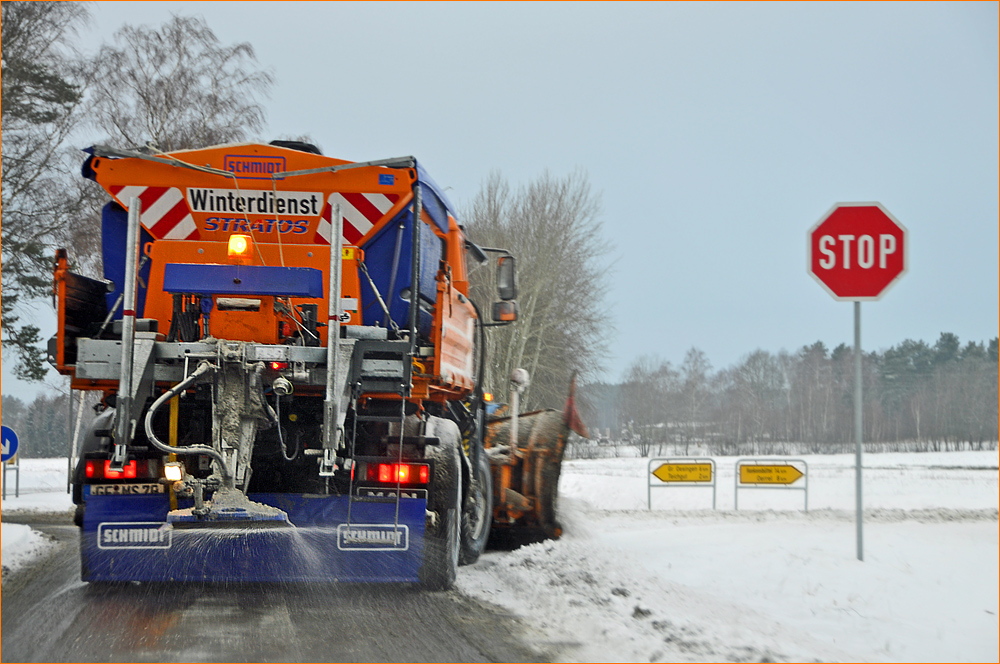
top-left (143, 360), bottom-right (235, 488)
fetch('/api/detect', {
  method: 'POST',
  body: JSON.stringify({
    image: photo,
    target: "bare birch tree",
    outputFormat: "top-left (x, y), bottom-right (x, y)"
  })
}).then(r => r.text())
top-left (86, 15), bottom-right (273, 152)
top-left (679, 347), bottom-right (712, 454)
top-left (619, 355), bottom-right (679, 456)
top-left (2, 10), bottom-right (275, 378)
top-left (63, 15), bottom-right (276, 275)
top-left (464, 170), bottom-right (612, 410)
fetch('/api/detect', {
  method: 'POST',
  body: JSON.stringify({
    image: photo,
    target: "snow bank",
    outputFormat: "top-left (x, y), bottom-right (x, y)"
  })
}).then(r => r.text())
top-left (1, 459), bottom-right (74, 584)
top-left (1, 523), bottom-right (56, 582)
top-left (458, 451), bottom-right (999, 662)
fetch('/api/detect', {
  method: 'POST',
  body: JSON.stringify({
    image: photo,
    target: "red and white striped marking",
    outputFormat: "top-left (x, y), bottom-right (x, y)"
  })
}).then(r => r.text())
top-left (110, 186), bottom-right (199, 240)
top-left (315, 192), bottom-right (400, 245)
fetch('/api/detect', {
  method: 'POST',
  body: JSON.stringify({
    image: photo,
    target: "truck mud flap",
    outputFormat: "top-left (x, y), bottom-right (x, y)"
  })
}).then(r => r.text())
top-left (80, 491), bottom-right (427, 583)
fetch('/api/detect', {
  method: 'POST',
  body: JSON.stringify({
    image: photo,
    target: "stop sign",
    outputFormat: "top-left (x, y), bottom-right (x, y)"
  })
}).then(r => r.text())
top-left (808, 202), bottom-right (907, 301)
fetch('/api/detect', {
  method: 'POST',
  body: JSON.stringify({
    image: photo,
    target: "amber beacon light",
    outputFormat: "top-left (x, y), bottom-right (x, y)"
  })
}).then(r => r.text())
top-left (227, 234), bottom-right (252, 264)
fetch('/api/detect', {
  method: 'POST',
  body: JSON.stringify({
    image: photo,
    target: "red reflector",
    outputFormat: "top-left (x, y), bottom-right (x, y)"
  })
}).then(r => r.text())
top-left (375, 463), bottom-right (429, 485)
top-left (104, 459), bottom-right (137, 479)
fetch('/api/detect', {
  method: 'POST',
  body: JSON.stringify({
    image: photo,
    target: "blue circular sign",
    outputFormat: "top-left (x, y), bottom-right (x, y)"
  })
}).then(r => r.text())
top-left (1, 425), bottom-right (19, 462)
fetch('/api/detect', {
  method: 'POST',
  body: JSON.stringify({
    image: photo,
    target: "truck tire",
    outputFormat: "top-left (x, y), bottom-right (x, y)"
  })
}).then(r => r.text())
top-left (419, 417), bottom-right (461, 590)
top-left (459, 450), bottom-right (492, 565)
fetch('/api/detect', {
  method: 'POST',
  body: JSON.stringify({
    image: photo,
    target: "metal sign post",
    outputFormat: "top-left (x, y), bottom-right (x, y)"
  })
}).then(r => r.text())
top-left (854, 302), bottom-right (863, 561)
top-left (648, 458), bottom-right (716, 510)
top-left (809, 202), bottom-right (907, 562)
top-left (3, 458), bottom-right (20, 499)
top-left (734, 458), bottom-right (808, 511)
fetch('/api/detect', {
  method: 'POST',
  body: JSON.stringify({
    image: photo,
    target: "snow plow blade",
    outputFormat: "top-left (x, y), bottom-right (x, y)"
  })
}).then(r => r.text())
top-left (80, 491), bottom-right (427, 583)
top-left (485, 377), bottom-right (588, 545)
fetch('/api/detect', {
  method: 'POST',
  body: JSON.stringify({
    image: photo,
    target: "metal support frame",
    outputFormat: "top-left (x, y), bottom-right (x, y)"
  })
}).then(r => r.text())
top-left (111, 197), bottom-right (142, 470)
top-left (321, 203), bottom-right (344, 476)
top-left (647, 457), bottom-right (717, 510)
top-left (88, 145), bottom-right (415, 183)
top-left (67, 387), bottom-right (73, 493)
top-left (408, 184), bottom-right (423, 359)
top-left (734, 458), bottom-right (809, 511)
top-left (68, 388), bottom-right (86, 493)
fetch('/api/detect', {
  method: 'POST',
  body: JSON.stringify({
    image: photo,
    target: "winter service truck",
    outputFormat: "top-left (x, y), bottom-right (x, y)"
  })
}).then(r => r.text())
top-left (51, 140), bottom-right (584, 589)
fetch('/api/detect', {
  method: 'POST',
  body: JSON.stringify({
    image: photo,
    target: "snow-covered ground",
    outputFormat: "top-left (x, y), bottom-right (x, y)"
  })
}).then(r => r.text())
top-left (459, 451), bottom-right (999, 663)
top-left (2, 452), bottom-right (997, 662)
top-left (0, 522), bottom-right (58, 580)
top-left (0, 458), bottom-right (73, 580)
top-left (0, 458), bottom-right (75, 513)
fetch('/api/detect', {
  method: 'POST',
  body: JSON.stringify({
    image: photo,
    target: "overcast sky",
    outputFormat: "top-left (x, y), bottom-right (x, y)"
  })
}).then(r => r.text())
top-left (3, 1), bottom-right (997, 398)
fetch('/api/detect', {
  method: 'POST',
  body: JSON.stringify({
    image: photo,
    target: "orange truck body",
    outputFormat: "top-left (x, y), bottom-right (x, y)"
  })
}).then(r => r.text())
top-left (56, 142), bottom-right (477, 402)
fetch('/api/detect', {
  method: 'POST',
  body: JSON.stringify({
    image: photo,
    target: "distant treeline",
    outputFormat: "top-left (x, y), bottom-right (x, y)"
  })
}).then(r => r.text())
top-left (2, 333), bottom-right (996, 459)
top-left (580, 333), bottom-right (999, 456)
top-left (1, 392), bottom-right (100, 459)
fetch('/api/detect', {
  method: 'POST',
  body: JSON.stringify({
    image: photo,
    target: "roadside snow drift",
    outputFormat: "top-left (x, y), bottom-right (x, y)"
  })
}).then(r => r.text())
top-left (1, 522), bottom-right (56, 581)
top-left (458, 451), bottom-right (999, 662)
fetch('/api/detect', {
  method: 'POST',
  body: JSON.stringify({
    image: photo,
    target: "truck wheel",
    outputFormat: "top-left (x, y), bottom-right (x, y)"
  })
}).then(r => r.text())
top-left (419, 417), bottom-right (461, 590)
top-left (459, 450), bottom-right (492, 565)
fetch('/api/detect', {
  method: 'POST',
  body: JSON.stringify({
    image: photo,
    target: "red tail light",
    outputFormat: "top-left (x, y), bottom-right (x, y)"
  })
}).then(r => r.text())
top-left (104, 460), bottom-right (137, 479)
top-left (368, 463), bottom-right (429, 484)
top-left (84, 459), bottom-right (156, 481)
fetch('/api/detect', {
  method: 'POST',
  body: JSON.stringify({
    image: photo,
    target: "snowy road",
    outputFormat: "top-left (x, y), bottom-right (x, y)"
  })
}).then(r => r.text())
top-left (0, 522), bottom-right (545, 663)
top-left (2, 452), bottom-right (997, 662)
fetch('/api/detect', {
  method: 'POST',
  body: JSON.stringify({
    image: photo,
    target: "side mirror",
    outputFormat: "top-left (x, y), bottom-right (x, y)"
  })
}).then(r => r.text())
top-left (465, 239), bottom-right (489, 267)
top-left (497, 255), bottom-right (517, 301)
top-left (492, 300), bottom-right (519, 323)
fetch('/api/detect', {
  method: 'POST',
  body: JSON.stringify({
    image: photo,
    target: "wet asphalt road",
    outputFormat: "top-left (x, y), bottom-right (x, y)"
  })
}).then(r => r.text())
top-left (1, 522), bottom-right (546, 663)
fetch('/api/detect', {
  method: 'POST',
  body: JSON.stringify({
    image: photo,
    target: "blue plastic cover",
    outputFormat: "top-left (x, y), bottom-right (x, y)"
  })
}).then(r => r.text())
top-left (358, 207), bottom-right (442, 336)
top-left (163, 264), bottom-right (324, 297)
top-left (80, 492), bottom-right (427, 583)
top-left (102, 202), bottom-right (154, 319)
top-left (414, 161), bottom-right (458, 235)
top-left (352, 161), bottom-right (455, 337)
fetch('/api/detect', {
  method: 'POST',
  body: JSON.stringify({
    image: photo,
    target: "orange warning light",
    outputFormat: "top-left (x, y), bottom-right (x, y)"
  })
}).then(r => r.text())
top-left (228, 234), bottom-right (252, 264)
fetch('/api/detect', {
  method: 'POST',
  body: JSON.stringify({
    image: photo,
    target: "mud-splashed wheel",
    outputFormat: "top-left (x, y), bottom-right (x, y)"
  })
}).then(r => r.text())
top-left (459, 450), bottom-right (492, 565)
top-left (419, 417), bottom-right (462, 590)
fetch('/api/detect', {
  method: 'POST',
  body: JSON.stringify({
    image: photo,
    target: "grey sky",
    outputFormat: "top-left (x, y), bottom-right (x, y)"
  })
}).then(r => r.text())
top-left (3, 1), bottom-right (997, 397)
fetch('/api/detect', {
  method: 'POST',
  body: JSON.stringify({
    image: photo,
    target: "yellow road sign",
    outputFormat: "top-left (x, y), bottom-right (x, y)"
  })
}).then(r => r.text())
top-left (739, 464), bottom-right (804, 485)
top-left (652, 463), bottom-right (713, 483)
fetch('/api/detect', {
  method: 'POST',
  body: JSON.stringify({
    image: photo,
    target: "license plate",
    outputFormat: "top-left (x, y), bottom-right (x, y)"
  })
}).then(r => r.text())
top-left (356, 487), bottom-right (427, 500)
top-left (90, 483), bottom-right (165, 495)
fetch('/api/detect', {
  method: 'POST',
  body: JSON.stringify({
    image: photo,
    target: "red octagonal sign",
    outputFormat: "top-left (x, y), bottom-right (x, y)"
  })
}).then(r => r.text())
top-left (808, 202), bottom-right (907, 301)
